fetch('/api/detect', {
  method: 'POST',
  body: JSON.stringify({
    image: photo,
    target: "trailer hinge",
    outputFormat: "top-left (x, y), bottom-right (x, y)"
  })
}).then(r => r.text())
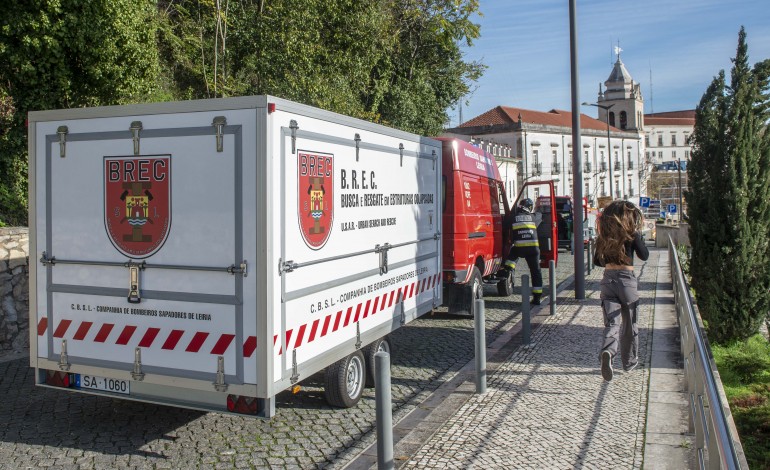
top-left (289, 120), bottom-right (299, 154)
top-left (40, 251), bottom-right (56, 266)
top-left (432, 149), bottom-right (437, 170)
top-left (57, 126), bottom-right (68, 158)
top-left (290, 350), bottom-right (300, 384)
top-left (399, 143), bottom-right (404, 167)
top-left (279, 258), bottom-right (298, 275)
top-left (355, 323), bottom-right (362, 350)
top-left (375, 243), bottom-right (391, 275)
top-left (228, 260), bottom-right (248, 277)
top-left (129, 121), bottom-right (143, 155)
top-left (126, 263), bottom-right (145, 304)
top-left (212, 116), bottom-right (227, 152)
top-left (58, 340), bottom-right (71, 371)
top-left (131, 347), bottom-right (145, 381)
top-left (434, 231), bottom-right (441, 241)
top-left (213, 356), bottom-right (228, 392)
top-left (354, 133), bottom-right (361, 161)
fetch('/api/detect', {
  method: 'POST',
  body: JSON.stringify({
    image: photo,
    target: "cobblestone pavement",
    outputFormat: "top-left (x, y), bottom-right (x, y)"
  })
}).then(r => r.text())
top-left (0, 253), bottom-right (579, 469)
top-left (400, 250), bottom-right (663, 469)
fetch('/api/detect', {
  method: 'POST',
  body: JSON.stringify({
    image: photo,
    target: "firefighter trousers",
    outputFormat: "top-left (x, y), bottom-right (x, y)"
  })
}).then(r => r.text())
top-left (506, 250), bottom-right (542, 295)
top-left (599, 269), bottom-right (639, 369)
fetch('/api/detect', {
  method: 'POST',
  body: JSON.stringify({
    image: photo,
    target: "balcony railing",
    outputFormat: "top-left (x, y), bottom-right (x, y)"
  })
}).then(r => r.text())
top-left (614, 160), bottom-right (621, 171)
top-left (628, 188), bottom-right (635, 197)
top-left (552, 162), bottom-right (561, 174)
top-left (533, 163), bottom-right (542, 176)
top-left (627, 160), bottom-right (634, 170)
top-left (600, 161), bottom-right (607, 172)
top-left (584, 162), bottom-right (592, 173)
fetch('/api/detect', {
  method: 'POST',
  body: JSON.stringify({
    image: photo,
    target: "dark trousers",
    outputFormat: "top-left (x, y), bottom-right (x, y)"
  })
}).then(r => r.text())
top-left (507, 248), bottom-right (543, 294)
top-left (599, 269), bottom-right (639, 368)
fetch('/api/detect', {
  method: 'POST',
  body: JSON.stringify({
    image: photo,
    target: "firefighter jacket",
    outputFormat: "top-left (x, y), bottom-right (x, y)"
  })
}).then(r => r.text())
top-left (511, 208), bottom-right (540, 256)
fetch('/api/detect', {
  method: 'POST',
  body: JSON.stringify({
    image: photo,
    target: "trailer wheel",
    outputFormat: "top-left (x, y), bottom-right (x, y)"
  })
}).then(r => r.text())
top-left (496, 269), bottom-right (514, 297)
top-left (324, 350), bottom-right (366, 408)
top-left (364, 337), bottom-right (391, 388)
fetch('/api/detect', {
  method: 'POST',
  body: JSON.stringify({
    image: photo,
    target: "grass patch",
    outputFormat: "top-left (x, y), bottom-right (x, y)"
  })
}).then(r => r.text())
top-left (711, 334), bottom-right (770, 468)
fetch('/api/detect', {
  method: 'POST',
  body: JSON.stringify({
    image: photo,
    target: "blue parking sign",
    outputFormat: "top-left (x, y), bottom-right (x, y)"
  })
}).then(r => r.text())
top-left (639, 197), bottom-right (650, 208)
top-left (667, 204), bottom-right (677, 214)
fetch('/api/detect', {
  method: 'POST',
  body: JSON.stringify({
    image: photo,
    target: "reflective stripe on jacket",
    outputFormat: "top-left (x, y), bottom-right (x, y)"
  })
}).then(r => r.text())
top-left (512, 209), bottom-right (539, 249)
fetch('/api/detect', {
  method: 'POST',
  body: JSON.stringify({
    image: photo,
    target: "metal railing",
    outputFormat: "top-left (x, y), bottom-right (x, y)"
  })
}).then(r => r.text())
top-left (668, 237), bottom-right (748, 469)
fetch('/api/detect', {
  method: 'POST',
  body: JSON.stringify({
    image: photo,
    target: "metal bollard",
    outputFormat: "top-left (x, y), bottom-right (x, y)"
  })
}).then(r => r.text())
top-left (474, 298), bottom-right (487, 393)
top-left (522, 274), bottom-right (531, 345)
top-left (587, 238), bottom-right (592, 274)
top-left (375, 352), bottom-right (394, 470)
top-left (549, 260), bottom-right (556, 316)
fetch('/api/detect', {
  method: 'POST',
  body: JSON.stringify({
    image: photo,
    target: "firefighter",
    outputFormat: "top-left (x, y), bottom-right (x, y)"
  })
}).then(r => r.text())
top-left (504, 198), bottom-right (544, 305)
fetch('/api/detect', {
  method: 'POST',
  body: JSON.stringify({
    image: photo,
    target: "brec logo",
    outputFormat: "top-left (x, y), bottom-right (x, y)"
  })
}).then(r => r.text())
top-left (104, 155), bottom-right (171, 258)
top-left (298, 150), bottom-right (333, 250)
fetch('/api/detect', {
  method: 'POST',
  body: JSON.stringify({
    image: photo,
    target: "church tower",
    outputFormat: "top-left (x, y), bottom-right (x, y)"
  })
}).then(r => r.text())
top-left (597, 51), bottom-right (644, 131)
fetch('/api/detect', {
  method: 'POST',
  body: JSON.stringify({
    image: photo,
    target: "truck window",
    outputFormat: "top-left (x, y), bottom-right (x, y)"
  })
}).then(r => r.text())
top-left (488, 181), bottom-right (500, 214)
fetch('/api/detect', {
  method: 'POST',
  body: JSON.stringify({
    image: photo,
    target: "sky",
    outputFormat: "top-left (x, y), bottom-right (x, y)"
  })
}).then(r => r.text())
top-left (448, 0), bottom-right (770, 127)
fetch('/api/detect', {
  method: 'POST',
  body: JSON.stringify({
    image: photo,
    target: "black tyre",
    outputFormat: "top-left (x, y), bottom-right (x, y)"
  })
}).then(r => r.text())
top-left (364, 336), bottom-right (392, 388)
top-left (496, 269), bottom-right (514, 297)
top-left (464, 266), bottom-right (483, 317)
top-left (324, 350), bottom-right (366, 408)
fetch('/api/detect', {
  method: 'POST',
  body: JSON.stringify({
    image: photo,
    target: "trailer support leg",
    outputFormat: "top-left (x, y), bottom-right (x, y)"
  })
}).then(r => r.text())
top-left (257, 397), bottom-right (275, 418)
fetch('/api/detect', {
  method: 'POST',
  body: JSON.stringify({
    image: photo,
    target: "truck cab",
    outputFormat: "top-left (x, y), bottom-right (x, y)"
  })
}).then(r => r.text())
top-left (437, 138), bottom-right (513, 317)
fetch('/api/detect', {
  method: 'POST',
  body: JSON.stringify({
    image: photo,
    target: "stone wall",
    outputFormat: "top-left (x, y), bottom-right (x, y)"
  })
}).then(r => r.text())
top-left (0, 228), bottom-right (29, 353)
top-left (655, 222), bottom-right (690, 248)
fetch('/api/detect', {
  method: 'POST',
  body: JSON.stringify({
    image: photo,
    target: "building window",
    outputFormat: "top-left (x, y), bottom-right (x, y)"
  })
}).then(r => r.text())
top-left (658, 151), bottom-right (663, 159)
top-left (600, 181), bottom-right (606, 197)
top-left (552, 149), bottom-right (558, 163)
top-left (658, 135), bottom-right (664, 146)
top-left (637, 111), bottom-right (642, 128)
top-left (671, 134), bottom-right (677, 145)
top-left (585, 183), bottom-right (590, 199)
top-left (645, 135), bottom-right (650, 146)
top-left (609, 112), bottom-right (616, 127)
top-left (619, 111), bottom-right (628, 129)
top-left (685, 150), bottom-right (691, 159)
top-left (672, 150), bottom-right (677, 160)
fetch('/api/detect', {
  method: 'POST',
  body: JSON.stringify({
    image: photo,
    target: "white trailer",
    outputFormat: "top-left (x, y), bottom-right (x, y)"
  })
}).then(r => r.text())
top-left (28, 96), bottom-right (442, 417)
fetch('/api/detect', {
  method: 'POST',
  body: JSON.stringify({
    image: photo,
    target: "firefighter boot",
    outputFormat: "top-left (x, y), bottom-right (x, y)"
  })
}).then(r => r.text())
top-left (532, 292), bottom-right (542, 305)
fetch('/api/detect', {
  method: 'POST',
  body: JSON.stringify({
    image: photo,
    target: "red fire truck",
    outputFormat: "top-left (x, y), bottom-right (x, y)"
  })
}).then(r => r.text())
top-left (438, 138), bottom-right (514, 317)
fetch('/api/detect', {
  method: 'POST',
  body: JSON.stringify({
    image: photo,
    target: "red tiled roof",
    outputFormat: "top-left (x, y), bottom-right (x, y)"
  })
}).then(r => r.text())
top-left (459, 106), bottom-right (623, 132)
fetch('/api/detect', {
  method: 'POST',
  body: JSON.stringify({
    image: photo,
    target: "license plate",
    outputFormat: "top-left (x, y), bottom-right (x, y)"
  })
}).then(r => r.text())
top-left (75, 374), bottom-right (130, 395)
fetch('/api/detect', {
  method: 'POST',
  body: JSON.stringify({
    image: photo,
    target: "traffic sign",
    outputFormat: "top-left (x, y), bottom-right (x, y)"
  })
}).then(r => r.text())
top-left (660, 211), bottom-right (666, 218)
top-left (667, 204), bottom-right (677, 214)
top-left (639, 197), bottom-right (650, 208)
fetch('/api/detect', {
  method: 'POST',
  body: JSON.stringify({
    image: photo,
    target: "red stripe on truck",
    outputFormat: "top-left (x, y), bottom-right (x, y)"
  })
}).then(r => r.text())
top-left (162, 330), bottom-right (184, 350)
top-left (139, 328), bottom-right (160, 348)
top-left (308, 319), bottom-right (320, 342)
top-left (363, 299), bottom-right (371, 319)
top-left (73, 321), bottom-right (93, 340)
top-left (243, 336), bottom-right (257, 357)
top-left (116, 325), bottom-right (137, 345)
top-left (53, 319), bottom-right (72, 338)
top-left (37, 317), bottom-right (48, 336)
top-left (321, 315), bottom-right (331, 337)
top-left (94, 323), bottom-right (114, 343)
top-left (211, 334), bottom-right (235, 355)
top-left (294, 324), bottom-right (307, 348)
top-left (185, 332), bottom-right (209, 352)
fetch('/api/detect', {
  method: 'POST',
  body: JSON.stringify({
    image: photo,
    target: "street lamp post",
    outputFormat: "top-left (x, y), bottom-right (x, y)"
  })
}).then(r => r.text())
top-left (582, 102), bottom-right (615, 200)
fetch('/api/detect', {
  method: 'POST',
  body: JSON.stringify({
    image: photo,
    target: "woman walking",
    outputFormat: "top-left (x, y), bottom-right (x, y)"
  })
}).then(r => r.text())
top-left (593, 201), bottom-right (649, 381)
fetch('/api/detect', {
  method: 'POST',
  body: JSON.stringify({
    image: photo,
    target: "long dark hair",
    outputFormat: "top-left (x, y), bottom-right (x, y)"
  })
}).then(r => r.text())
top-left (595, 201), bottom-right (643, 265)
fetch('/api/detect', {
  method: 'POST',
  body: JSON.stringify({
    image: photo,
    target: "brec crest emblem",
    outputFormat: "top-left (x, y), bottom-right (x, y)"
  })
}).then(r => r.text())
top-left (104, 155), bottom-right (171, 258)
top-left (298, 150), bottom-right (333, 250)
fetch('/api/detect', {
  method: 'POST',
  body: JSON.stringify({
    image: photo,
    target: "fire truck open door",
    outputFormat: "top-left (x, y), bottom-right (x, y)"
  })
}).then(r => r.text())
top-left (514, 181), bottom-right (557, 268)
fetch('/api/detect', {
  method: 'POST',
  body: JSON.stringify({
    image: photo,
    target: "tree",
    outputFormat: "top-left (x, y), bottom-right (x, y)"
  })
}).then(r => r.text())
top-left (687, 27), bottom-right (770, 343)
top-left (0, 0), bottom-right (164, 226)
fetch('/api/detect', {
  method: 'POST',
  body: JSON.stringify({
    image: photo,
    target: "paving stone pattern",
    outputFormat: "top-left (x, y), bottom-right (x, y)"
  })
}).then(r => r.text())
top-left (402, 252), bottom-right (660, 469)
top-left (0, 254), bottom-right (578, 469)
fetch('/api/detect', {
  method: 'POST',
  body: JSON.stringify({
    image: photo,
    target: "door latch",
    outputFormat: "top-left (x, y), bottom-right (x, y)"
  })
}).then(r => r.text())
top-left (376, 243), bottom-right (391, 275)
top-left (127, 265), bottom-right (141, 303)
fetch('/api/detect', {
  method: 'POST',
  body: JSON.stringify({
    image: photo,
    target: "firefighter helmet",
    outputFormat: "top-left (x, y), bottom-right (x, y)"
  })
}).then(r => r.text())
top-left (518, 198), bottom-right (534, 212)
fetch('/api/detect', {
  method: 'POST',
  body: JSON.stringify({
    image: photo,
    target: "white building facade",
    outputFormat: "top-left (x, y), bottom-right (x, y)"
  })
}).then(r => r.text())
top-left (643, 111), bottom-right (696, 167)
